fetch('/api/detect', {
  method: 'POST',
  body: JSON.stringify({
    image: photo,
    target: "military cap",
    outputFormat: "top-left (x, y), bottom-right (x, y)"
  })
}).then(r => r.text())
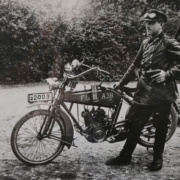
top-left (142, 9), bottom-right (167, 22)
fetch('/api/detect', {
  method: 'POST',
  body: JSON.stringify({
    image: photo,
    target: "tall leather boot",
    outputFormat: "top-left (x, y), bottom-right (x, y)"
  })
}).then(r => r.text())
top-left (106, 128), bottom-right (141, 166)
top-left (105, 149), bottom-right (132, 166)
top-left (149, 127), bottom-right (168, 171)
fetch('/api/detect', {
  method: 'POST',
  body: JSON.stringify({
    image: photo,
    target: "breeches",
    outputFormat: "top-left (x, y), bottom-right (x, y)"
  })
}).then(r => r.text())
top-left (123, 103), bottom-right (171, 154)
top-left (126, 103), bottom-right (171, 130)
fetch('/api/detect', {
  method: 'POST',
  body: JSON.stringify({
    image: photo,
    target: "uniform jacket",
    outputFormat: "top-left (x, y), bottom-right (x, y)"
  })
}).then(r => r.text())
top-left (120, 32), bottom-right (180, 105)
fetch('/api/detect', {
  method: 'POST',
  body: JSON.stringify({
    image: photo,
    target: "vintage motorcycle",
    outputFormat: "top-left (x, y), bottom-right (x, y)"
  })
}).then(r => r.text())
top-left (11, 60), bottom-right (178, 165)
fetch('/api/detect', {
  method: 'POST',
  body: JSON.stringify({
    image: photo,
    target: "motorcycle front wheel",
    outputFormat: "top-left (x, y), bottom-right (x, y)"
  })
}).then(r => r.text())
top-left (11, 109), bottom-right (65, 165)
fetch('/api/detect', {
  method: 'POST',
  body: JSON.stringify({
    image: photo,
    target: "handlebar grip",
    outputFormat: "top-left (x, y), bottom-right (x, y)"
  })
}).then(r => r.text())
top-left (81, 63), bottom-right (91, 68)
top-left (98, 68), bottom-right (110, 75)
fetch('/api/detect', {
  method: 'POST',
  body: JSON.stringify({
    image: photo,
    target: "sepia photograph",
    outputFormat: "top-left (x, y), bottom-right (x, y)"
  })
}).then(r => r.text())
top-left (1, 0), bottom-right (180, 179)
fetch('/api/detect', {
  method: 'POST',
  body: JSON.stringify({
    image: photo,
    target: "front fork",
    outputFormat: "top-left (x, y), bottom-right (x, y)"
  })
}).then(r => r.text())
top-left (38, 90), bottom-right (66, 138)
top-left (38, 103), bottom-right (58, 138)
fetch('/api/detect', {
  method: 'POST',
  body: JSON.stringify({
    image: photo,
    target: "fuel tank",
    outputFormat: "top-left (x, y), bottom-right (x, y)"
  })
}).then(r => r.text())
top-left (64, 87), bottom-right (121, 107)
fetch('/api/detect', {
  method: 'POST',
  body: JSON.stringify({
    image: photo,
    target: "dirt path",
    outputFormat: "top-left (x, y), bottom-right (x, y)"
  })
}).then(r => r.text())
top-left (0, 82), bottom-right (180, 180)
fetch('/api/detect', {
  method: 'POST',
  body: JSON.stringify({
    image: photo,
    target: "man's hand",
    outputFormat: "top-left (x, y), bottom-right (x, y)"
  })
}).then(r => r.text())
top-left (114, 81), bottom-right (124, 90)
top-left (150, 70), bottom-right (166, 84)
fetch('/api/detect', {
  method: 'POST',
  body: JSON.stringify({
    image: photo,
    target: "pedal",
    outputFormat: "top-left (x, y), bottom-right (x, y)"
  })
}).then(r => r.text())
top-left (107, 135), bottom-right (127, 143)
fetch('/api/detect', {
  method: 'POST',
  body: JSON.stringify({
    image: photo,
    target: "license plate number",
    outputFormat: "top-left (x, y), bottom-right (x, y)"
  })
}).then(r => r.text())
top-left (28, 92), bottom-right (53, 103)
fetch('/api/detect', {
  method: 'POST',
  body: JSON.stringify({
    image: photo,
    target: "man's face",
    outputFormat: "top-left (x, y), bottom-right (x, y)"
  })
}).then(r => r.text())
top-left (146, 21), bottom-right (162, 36)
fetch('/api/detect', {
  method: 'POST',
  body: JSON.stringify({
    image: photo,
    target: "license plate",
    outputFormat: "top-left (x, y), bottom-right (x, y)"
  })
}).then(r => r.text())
top-left (28, 92), bottom-right (53, 103)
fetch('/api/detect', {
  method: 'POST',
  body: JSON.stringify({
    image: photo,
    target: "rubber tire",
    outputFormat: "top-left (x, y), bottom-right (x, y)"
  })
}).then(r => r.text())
top-left (11, 109), bottom-right (65, 165)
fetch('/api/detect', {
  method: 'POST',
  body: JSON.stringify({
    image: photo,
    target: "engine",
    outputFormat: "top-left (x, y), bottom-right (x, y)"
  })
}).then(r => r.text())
top-left (81, 107), bottom-right (109, 142)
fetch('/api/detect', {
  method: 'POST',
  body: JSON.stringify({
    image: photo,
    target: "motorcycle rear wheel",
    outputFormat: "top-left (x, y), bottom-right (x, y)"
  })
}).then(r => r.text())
top-left (11, 109), bottom-right (65, 165)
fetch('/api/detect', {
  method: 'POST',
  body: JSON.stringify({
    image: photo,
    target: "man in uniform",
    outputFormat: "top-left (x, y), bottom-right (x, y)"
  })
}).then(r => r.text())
top-left (106, 9), bottom-right (180, 171)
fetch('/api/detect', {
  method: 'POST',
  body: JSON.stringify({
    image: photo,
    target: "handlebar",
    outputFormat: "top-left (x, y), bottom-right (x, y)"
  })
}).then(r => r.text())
top-left (81, 63), bottom-right (110, 75)
top-left (67, 63), bottom-right (110, 80)
top-left (98, 68), bottom-right (110, 75)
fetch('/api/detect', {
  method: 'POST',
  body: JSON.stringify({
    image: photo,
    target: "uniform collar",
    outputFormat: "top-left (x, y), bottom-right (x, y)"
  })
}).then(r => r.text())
top-left (148, 32), bottom-right (164, 44)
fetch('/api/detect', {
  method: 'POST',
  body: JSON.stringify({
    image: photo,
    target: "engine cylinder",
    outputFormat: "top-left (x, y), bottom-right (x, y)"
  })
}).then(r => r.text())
top-left (81, 111), bottom-right (93, 126)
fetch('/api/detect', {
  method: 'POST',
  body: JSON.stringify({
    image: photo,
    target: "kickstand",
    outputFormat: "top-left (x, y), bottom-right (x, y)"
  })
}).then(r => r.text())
top-left (72, 138), bottom-right (78, 148)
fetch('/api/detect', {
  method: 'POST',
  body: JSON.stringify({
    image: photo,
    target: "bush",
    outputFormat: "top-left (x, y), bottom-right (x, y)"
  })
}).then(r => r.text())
top-left (52, 0), bottom-right (180, 80)
top-left (0, 0), bottom-right (59, 84)
top-left (0, 0), bottom-right (180, 83)
top-left (52, 7), bottom-right (142, 80)
top-left (0, 1), bottom-right (42, 83)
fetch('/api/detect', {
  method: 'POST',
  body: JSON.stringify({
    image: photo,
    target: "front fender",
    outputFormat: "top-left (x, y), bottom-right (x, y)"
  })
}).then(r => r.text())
top-left (27, 103), bottom-right (53, 108)
top-left (57, 107), bottom-right (74, 149)
top-left (28, 103), bottom-right (74, 149)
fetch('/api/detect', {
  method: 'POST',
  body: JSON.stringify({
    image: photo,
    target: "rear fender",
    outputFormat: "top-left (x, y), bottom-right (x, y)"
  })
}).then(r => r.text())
top-left (173, 101), bottom-right (179, 114)
top-left (172, 101), bottom-right (180, 121)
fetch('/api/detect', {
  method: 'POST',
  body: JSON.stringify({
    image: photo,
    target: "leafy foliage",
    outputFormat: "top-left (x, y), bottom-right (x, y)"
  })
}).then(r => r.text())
top-left (0, 0), bottom-right (59, 84)
top-left (0, 0), bottom-right (180, 83)
top-left (0, 1), bottom-right (40, 83)
top-left (52, 5), bottom-right (142, 80)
